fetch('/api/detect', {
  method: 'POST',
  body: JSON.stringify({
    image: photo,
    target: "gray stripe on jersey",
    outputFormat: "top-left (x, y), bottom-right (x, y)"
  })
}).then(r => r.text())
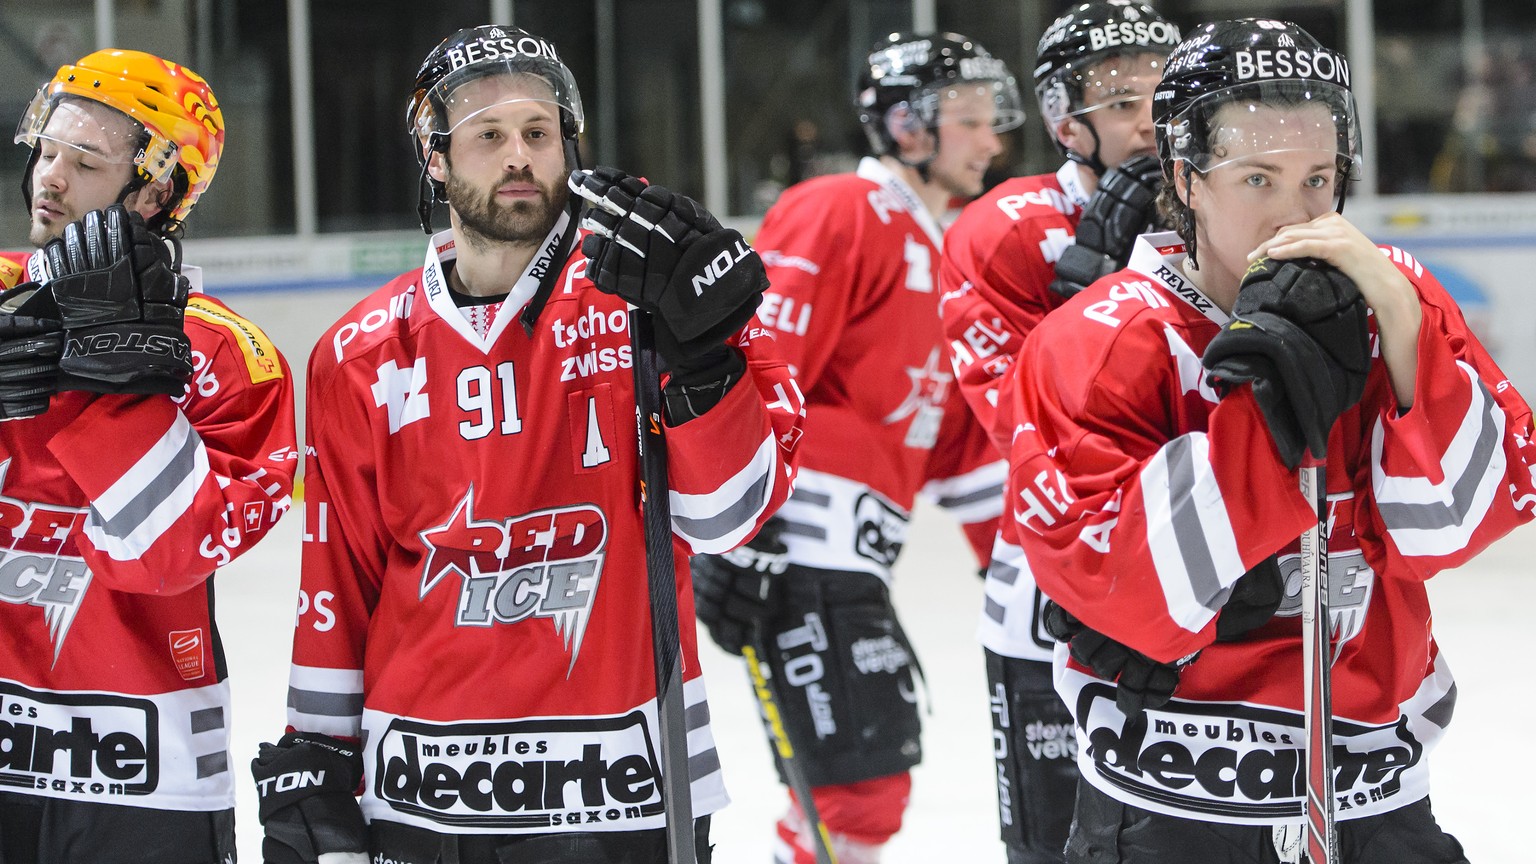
top-left (1167, 436), bottom-right (1223, 612)
top-left (1378, 382), bottom-right (1498, 530)
top-left (685, 698), bottom-right (710, 731)
top-left (190, 706), bottom-right (225, 734)
top-left (777, 518), bottom-right (828, 540)
top-left (789, 488), bottom-right (832, 508)
top-left (934, 482), bottom-right (1005, 509)
top-left (673, 471), bottom-right (772, 542)
top-left (689, 746), bottom-right (722, 781)
top-left (288, 685), bottom-right (365, 718)
top-left (91, 426), bottom-right (201, 537)
top-left (987, 559), bottom-right (1020, 586)
top-left (984, 595), bottom-right (1006, 624)
top-left (196, 751), bottom-right (229, 778)
top-left (1422, 682), bottom-right (1458, 729)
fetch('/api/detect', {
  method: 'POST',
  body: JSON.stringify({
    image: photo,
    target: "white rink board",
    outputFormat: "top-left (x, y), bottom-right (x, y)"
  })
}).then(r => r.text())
top-left (218, 502), bottom-right (1536, 863)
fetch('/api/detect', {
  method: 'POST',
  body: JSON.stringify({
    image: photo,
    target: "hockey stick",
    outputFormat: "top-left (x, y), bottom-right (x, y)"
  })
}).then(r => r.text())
top-left (742, 633), bottom-right (838, 864)
top-left (1298, 460), bottom-right (1338, 864)
top-left (630, 310), bottom-right (698, 864)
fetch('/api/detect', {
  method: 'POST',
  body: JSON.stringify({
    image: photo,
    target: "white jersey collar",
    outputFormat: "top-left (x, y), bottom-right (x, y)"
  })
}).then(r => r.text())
top-left (857, 156), bottom-right (945, 250)
top-left (420, 209), bottom-right (571, 354)
top-left (1128, 231), bottom-right (1230, 327)
top-left (1055, 162), bottom-right (1092, 209)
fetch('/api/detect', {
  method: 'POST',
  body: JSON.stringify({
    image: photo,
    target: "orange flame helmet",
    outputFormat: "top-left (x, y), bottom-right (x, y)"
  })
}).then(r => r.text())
top-left (16, 49), bottom-right (225, 232)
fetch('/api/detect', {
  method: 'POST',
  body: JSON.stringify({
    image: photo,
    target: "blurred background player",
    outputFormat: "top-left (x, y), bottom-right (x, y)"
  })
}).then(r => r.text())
top-left (0, 50), bottom-right (296, 863)
top-left (936, 4), bottom-right (1179, 862)
top-left (690, 31), bottom-right (1021, 864)
top-left (250, 24), bottom-right (801, 864)
top-left (1006, 17), bottom-right (1534, 863)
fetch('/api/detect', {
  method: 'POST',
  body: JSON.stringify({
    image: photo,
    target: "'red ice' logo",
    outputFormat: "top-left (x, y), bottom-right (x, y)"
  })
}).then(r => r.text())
top-left (418, 490), bottom-right (608, 675)
top-left (0, 459), bottom-right (92, 664)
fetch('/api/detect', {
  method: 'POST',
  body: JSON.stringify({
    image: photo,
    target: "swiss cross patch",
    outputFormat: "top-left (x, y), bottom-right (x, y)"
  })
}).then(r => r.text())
top-left (243, 502), bottom-right (265, 531)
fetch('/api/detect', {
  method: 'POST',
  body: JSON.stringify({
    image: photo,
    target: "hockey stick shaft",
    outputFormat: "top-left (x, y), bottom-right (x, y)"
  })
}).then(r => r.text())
top-left (1299, 462), bottom-right (1337, 864)
top-left (630, 310), bottom-right (697, 864)
top-left (742, 638), bottom-right (839, 864)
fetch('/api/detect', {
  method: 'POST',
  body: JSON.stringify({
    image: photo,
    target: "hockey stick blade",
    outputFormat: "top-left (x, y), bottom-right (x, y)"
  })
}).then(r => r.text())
top-left (1299, 462), bottom-right (1338, 864)
top-left (743, 640), bottom-right (838, 864)
top-left (629, 309), bottom-right (697, 864)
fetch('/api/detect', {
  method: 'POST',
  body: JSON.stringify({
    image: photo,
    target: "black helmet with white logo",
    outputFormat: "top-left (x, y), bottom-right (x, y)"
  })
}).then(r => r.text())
top-left (407, 25), bottom-right (584, 232)
top-left (856, 31), bottom-right (1024, 159)
top-left (1035, 1), bottom-right (1180, 169)
top-left (1153, 19), bottom-right (1358, 185)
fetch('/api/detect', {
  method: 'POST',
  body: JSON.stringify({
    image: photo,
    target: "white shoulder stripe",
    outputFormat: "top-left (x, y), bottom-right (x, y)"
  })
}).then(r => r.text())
top-left (670, 433), bottom-right (779, 553)
top-left (86, 413), bottom-right (211, 561)
top-left (1142, 433), bottom-right (1246, 633)
top-left (1372, 362), bottom-right (1506, 556)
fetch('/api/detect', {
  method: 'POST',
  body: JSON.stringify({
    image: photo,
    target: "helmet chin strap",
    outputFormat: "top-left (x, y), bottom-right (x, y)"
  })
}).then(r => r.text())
top-left (1064, 117), bottom-right (1109, 177)
top-left (894, 126), bottom-right (939, 184)
top-left (416, 131), bottom-right (450, 234)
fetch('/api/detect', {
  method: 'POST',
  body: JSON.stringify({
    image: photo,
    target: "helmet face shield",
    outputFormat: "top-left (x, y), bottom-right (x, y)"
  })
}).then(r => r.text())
top-left (1163, 79), bottom-right (1359, 178)
top-left (16, 91), bottom-right (174, 183)
top-left (409, 56), bottom-right (583, 153)
top-left (916, 72), bottom-right (1026, 136)
top-left (1039, 50), bottom-right (1166, 131)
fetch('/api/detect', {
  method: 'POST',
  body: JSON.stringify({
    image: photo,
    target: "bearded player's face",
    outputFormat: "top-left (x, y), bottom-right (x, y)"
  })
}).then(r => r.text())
top-left (434, 74), bottom-right (570, 246)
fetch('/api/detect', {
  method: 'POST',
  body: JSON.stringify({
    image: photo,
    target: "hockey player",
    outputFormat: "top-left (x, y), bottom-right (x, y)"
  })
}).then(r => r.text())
top-left (1006, 18), bottom-right (1535, 863)
top-left (0, 50), bottom-right (296, 862)
top-left (251, 25), bottom-right (800, 864)
top-left (936, 4), bottom-right (1180, 861)
top-left (690, 32), bottom-right (1021, 864)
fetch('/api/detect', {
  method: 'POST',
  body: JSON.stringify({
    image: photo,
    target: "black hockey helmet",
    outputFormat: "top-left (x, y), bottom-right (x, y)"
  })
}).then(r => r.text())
top-left (855, 31), bottom-right (1024, 163)
top-left (1152, 19), bottom-right (1359, 262)
top-left (407, 25), bottom-right (584, 233)
top-left (1034, 1), bottom-right (1180, 173)
top-left (1154, 19), bottom-right (1358, 193)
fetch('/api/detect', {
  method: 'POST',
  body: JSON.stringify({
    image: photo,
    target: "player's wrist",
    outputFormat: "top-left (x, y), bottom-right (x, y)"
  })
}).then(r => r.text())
top-left (663, 346), bottom-right (745, 423)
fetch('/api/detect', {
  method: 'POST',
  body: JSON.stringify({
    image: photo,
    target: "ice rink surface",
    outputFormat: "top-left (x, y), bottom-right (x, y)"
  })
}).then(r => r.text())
top-left (220, 502), bottom-right (1535, 863)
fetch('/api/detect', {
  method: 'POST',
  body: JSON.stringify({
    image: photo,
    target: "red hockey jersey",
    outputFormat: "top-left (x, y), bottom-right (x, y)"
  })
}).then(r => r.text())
top-left (0, 251), bottom-right (297, 813)
top-left (1007, 232), bottom-right (1536, 824)
top-left (287, 223), bottom-right (802, 835)
top-left (752, 158), bottom-right (1003, 575)
top-left (940, 163), bottom-right (1088, 456)
top-left (940, 163), bottom-right (1091, 661)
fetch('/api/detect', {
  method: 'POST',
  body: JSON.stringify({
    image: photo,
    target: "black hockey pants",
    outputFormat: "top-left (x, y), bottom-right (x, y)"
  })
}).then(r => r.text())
top-left (1066, 781), bottom-right (1468, 864)
top-left (0, 791), bottom-right (234, 863)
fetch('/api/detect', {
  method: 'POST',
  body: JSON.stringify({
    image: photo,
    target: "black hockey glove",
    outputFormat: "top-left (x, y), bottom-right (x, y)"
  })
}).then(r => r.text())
top-left (1202, 257), bottom-right (1371, 470)
top-left (251, 732), bottom-right (367, 864)
top-left (45, 205), bottom-right (192, 396)
top-left (1049, 154), bottom-right (1165, 299)
top-left (1215, 554), bottom-right (1286, 642)
top-left (692, 520), bottom-right (792, 656)
top-left (0, 283), bottom-right (63, 420)
top-left (1042, 600), bottom-right (1193, 716)
top-left (568, 167), bottom-right (765, 366)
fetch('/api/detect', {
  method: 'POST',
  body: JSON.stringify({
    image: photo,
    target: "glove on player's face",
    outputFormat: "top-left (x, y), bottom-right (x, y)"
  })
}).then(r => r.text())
top-left (1049, 154), bottom-right (1166, 299)
top-left (1042, 600), bottom-right (1192, 716)
top-left (568, 167), bottom-right (765, 364)
top-left (251, 732), bottom-right (367, 864)
top-left (0, 284), bottom-right (63, 420)
top-left (45, 204), bottom-right (192, 395)
top-left (1201, 257), bottom-right (1371, 469)
top-left (691, 522), bottom-right (791, 656)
